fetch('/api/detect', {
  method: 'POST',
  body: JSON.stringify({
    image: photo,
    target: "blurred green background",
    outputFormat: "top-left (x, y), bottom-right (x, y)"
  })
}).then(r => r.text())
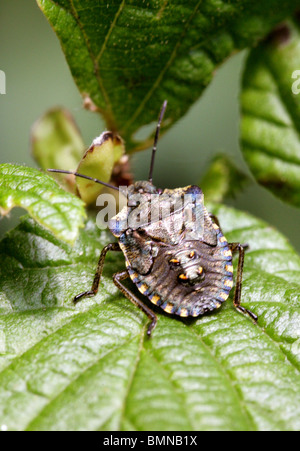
top-left (1, 0), bottom-right (300, 251)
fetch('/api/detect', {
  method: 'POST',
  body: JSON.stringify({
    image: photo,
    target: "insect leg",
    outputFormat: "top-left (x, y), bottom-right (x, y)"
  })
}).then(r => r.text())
top-left (229, 242), bottom-right (258, 321)
top-left (113, 270), bottom-right (158, 337)
top-left (73, 242), bottom-right (121, 304)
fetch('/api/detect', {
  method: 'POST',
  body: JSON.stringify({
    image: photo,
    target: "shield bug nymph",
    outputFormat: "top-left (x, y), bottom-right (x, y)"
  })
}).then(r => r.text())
top-left (48, 101), bottom-right (257, 336)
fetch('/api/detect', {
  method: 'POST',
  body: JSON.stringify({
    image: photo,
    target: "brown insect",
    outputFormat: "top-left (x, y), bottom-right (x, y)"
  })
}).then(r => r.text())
top-left (49, 101), bottom-right (257, 336)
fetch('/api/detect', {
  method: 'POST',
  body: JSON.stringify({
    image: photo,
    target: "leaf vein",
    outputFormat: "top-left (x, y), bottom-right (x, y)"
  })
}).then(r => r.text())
top-left (95, 0), bottom-right (126, 64)
top-left (121, 0), bottom-right (204, 134)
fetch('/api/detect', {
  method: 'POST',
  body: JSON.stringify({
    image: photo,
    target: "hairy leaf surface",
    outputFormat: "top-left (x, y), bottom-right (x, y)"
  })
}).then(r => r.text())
top-left (36, 0), bottom-right (299, 151)
top-left (0, 205), bottom-right (300, 431)
top-left (0, 164), bottom-right (86, 244)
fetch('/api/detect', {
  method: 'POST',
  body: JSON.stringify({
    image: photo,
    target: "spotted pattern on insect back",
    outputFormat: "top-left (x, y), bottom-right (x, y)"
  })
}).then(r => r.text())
top-left (125, 217), bottom-right (234, 318)
top-left (51, 100), bottom-right (257, 337)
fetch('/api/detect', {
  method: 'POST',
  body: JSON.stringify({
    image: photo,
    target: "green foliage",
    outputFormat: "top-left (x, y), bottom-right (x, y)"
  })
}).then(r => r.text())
top-left (241, 18), bottom-right (300, 208)
top-left (36, 0), bottom-right (299, 151)
top-left (32, 108), bottom-right (85, 176)
top-left (1, 0), bottom-right (300, 432)
top-left (200, 154), bottom-right (250, 203)
top-left (0, 164), bottom-right (86, 244)
top-left (1, 207), bottom-right (300, 431)
top-left (31, 108), bottom-right (85, 194)
top-left (76, 132), bottom-right (125, 205)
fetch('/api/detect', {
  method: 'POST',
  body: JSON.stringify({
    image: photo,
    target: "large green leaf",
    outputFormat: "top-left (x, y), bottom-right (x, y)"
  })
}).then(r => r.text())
top-left (36, 0), bottom-right (299, 151)
top-left (241, 18), bottom-right (300, 208)
top-left (0, 205), bottom-right (300, 431)
top-left (0, 164), bottom-right (86, 244)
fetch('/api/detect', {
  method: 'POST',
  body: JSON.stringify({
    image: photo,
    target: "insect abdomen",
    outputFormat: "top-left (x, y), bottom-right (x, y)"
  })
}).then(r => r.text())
top-left (126, 225), bottom-right (233, 318)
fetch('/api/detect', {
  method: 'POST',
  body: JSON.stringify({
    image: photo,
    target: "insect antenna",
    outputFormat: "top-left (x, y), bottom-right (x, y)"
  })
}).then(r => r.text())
top-left (47, 169), bottom-right (119, 192)
top-left (148, 100), bottom-right (168, 184)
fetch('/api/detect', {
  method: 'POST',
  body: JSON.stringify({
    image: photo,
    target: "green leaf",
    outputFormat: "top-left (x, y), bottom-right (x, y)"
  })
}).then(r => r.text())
top-left (32, 108), bottom-right (85, 173)
top-left (200, 154), bottom-right (250, 203)
top-left (36, 0), bottom-right (299, 151)
top-left (0, 164), bottom-right (86, 244)
top-left (76, 132), bottom-right (125, 205)
top-left (31, 108), bottom-right (85, 194)
top-left (241, 18), bottom-right (300, 207)
top-left (1, 204), bottom-right (300, 431)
